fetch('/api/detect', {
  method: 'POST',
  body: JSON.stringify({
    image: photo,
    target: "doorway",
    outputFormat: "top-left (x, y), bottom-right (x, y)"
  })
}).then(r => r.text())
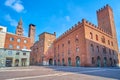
top-left (21, 58), bottom-right (27, 66)
top-left (97, 56), bottom-right (101, 67)
top-left (49, 58), bottom-right (53, 66)
top-left (15, 59), bottom-right (19, 66)
top-left (6, 58), bottom-right (12, 67)
top-left (76, 56), bottom-right (80, 67)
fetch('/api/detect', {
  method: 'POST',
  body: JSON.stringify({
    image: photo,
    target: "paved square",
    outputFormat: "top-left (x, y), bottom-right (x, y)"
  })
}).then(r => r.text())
top-left (0, 66), bottom-right (120, 80)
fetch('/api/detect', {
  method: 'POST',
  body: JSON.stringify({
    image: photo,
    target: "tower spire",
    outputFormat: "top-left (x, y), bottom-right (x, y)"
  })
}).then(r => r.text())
top-left (16, 18), bottom-right (24, 36)
top-left (18, 17), bottom-right (22, 25)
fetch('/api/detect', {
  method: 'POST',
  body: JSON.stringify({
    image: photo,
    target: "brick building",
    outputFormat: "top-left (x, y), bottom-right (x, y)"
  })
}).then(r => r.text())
top-left (0, 26), bottom-right (6, 48)
top-left (30, 32), bottom-right (56, 65)
top-left (0, 19), bottom-right (35, 67)
top-left (54, 5), bottom-right (119, 67)
top-left (30, 5), bottom-right (119, 67)
top-left (30, 41), bottom-right (39, 65)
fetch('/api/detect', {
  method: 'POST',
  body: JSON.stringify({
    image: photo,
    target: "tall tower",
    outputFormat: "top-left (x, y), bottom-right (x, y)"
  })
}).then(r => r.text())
top-left (97, 4), bottom-right (118, 51)
top-left (28, 24), bottom-right (35, 44)
top-left (16, 18), bottom-right (23, 36)
top-left (97, 4), bottom-right (116, 37)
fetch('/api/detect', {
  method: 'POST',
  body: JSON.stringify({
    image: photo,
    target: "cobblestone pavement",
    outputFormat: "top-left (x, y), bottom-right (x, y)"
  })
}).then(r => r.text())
top-left (0, 66), bottom-right (120, 80)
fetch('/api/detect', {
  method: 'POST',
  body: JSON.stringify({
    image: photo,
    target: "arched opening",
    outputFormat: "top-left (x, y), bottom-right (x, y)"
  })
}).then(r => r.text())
top-left (90, 32), bottom-right (93, 39)
top-left (96, 34), bottom-right (98, 41)
top-left (92, 57), bottom-right (95, 64)
top-left (49, 58), bottom-right (53, 66)
top-left (104, 57), bottom-right (107, 67)
top-left (58, 59), bottom-right (60, 66)
top-left (62, 58), bottom-right (65, 66)
top-left (15, 59), bottom-right (19, 67)
top-left (110, 58), bottom-right (113, 66)
top-left (54, 60), bottom-right (56, 66)
top-left (68, 57), bottom-right (71, 66)
top-left (97, 56), bottom-right (101, 67)
top-left (76, 56), bottom-right (80, 67)
top-left (101, 36), bottom-right (105, 43)
top-left (91, 44), bottom-right (94, 52)
top-left (21, 58), bottom-right (27, 66)
top-left (113, 59), bottom-right (116, 66)
top-left (96, 46), bottom-right (99, 52)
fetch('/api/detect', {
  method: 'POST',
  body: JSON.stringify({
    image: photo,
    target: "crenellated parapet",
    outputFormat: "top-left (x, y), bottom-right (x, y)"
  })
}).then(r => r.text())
top-left (55, 17), bottom-right (112, 42)
top-left (82, 18), bottom-right (97, 28)
top-left (97, 4), bottom-right (112, 13)
top-left (56, 21), bottom-right (83, 41)
top-left (82, 18), bottom-right (111, 37)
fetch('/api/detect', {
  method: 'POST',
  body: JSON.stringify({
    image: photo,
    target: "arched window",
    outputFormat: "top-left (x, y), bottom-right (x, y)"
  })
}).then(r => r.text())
top-left (111, 41), bottom-right (113, 46)
top-left (90, 32), bottom-right (93, 39)
top-left (97, 56), bottom-right (101, 67)
top-left (109, 49), bottom-right (111, 55)
top-left (110, 58), bottom-right (113, 66)
top-left (108, 40), bottom-right (110, 45)
top-left (96, 46), bottom-right (99, 52)
top-left (75, 35), bottom-right (79, 43)
top-left (68, 57), bottom-right (72, 66)
top-left (76, 47), bottom-right (79, 52)
top-left (92, 57), bottom-right (95, 64)
top-left (75, 38), bottom-right (79, 43)
top-left (68, 40), bottom-right (70, 44)
top-left (62, 44), bottom-right (64, 47)
top-left (103, 46), bottom-right (106, 54)
top-left (91, 44), bottom-right (94, 51)
top-left (62, 58), bottom-right (65, 66)
top-left (104, 57), bottom-right (107, 67)
top-left (101, 36), bottom-right (105, 43)
top-left (96, 34), bottom-right (98, 41)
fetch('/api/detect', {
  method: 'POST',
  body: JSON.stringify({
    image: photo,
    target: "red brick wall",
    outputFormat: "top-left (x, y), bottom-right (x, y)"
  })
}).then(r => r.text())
top-left (4, 33), bottom-right (31, 50)
top-left (54, 22), bottom-right (86, 66)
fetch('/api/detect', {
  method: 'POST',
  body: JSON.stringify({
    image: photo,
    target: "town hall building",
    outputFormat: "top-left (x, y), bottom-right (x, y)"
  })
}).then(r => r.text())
top-left (30, 4), bottom-right (119, 67)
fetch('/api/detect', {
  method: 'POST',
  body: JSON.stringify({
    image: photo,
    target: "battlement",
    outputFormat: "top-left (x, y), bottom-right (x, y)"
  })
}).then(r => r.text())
top-left (55, 17), bottom-right (112, 42)
top-left (97, 4), bottom-right (112, 13)
top-left (82, 19), bottom-right (111, 36)
top-left (56, 21), bottom-right (82, 41)
top-left (82, 18), bottom-right (97, 28)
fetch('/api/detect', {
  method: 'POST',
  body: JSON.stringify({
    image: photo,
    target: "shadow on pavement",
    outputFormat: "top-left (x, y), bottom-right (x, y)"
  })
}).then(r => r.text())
top-left (43, 66), bottom-right (120, 80)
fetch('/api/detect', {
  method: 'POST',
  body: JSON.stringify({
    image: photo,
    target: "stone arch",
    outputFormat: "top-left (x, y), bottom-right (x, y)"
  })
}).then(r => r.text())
top-left (15, 59), bottom-right (19, 66)
top-left (104, 57), bottom-right (107, 67)
top-left (58, 59), bottom-right (60, 66)
top-left (113, 59), bottom-right (116, 66)
top-left (97, 56), bottom-right (101, 67)
top-left (76, 56), bottom-right (80, 67)
top-left (110, 58), bottom-right (113, 66)
top-left (68, 57), bottom-right (72, 66)
top-left (49, 58), bottom-right (53, 66)
top-left (62, 58), bottom-right (65, 66)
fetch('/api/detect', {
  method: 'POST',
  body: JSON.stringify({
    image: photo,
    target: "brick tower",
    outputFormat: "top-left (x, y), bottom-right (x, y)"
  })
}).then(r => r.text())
top-left (97, 4), bottom-right (118, 51)
top-left (28, 24), bottom-right (35, 45)
top-left (16, 18), bottom-right (23, 36)
top-left (97, 4), bottom-right (117, 37)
